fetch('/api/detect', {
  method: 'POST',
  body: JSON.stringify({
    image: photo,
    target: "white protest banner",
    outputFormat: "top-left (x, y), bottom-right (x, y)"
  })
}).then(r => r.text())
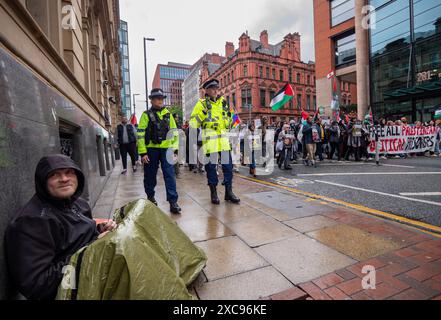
top-left (368, 126), bottom-right (440, 155)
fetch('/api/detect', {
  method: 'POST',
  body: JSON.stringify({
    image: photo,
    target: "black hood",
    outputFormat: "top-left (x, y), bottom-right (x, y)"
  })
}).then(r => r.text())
top-left (35, 155), bottom-right (85, 207)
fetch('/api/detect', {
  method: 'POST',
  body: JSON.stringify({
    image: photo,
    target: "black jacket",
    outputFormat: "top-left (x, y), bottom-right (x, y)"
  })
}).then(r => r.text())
top-left (117, 123), bottom-right (137, 145)
top-left (5, 155), bottom-right (99, 300)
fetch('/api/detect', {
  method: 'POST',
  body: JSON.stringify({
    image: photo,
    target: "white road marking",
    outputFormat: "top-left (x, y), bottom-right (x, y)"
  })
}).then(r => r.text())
top-left (315, 180), bottom-right (441, 207)
top-left (399, 192), bottom-right (441, 196)
top-left (299, 172), bottom-right (441, 177)
top-left (374, 164), bottom-right (416, 169)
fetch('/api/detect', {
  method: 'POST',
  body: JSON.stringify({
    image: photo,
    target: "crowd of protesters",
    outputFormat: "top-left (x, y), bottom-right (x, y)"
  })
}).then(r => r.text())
top-left (141, 114), bottom-right (441, 177)
top-left (219, 115), bottom-right (440, 175)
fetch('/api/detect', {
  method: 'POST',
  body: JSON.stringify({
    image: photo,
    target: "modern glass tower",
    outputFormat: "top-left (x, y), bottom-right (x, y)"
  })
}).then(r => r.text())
top-left (370, 0), bottom-right (441, 122)
top-left (119, 20), bottom-right (132, 118)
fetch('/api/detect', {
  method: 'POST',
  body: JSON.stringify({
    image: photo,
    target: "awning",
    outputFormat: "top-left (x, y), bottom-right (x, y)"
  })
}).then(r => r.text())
top-left (384, 80), bottom-right (441, 99)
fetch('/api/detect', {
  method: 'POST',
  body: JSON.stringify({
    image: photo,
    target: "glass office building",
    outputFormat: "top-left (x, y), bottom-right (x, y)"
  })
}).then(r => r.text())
top-left (153, 62), bottom-right (191, 107)
top-left (118, 20), bottom-right (131, 118)
top-left (370, 0), bottom-right (441, 122)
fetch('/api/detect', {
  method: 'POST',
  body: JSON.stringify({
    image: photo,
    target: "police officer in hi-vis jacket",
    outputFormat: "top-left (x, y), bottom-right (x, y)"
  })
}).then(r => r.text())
top-left (137, 89), bottom-right (181, 214)
top-left (190, 79), bottom-right (240, 205)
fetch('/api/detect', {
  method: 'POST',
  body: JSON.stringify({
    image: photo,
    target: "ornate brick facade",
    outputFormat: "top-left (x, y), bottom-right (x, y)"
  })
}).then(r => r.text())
top-left (200, 30), bottom-right (317, 124)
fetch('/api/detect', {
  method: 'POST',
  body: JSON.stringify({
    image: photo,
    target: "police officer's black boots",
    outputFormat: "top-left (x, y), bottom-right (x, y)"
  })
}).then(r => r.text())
top-left (148, 197), bottom-right (158, 206)
top-left (225, 185), bottom-right (240, 204)
top-left (209, 185), bottom-right (220, 205)
top-left (170, 202), bottom-right (182, 215)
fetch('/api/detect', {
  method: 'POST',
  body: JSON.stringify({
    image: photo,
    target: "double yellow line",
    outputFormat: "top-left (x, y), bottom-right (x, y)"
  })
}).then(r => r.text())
top-left (238, 174), bottom-right (441, 239)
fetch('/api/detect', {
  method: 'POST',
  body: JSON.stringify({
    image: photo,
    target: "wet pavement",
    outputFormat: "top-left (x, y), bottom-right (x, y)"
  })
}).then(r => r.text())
top-left (94, 161), bottom-right (441, 300)
top-left (240, 157), bottom-right (441, 227)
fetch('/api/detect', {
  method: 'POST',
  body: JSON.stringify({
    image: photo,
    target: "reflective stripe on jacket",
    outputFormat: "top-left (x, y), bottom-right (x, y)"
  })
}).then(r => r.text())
top-left (189, 97), bottom-right (232, 154)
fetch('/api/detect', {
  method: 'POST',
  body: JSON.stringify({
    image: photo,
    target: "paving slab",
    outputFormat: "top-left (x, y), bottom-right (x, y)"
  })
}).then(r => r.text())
top-left (307, 224), bottom-right (404, 261)
top-left (228, 215), bottom-right (302, 247)
top-left (196, 236), bottom-right (269, 281)
top-left (245, 191), bottom-right (331, 220)
top-left (195, 266), bottom-right (293, 300)
top-left (176, 216), bottom-right (234, 243)
top-left (285, 215), bottom-right (339, 233)
top-left (256, 235), bottom-right (357, 284)
top-left (208, 203), bottom-right (266, 225)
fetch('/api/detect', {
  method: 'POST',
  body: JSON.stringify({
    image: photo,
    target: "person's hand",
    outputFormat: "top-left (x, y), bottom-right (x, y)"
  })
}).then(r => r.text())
top-left (141, 155), bottom-right (150, 164)
top-left (98, 220), bottom-right (117, 233)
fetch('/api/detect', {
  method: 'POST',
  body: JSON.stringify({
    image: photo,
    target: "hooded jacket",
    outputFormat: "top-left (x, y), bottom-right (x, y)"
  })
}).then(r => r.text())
top-left (5, 155), bottom-right (99, 300)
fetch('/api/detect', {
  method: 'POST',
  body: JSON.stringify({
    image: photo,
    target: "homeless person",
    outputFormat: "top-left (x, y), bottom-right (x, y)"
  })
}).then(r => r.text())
top-left (5, 155), bottom-right (116, 300)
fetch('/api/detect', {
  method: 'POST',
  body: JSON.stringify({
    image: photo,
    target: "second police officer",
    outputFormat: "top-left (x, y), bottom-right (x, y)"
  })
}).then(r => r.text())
top-left (137, 88), bottom-right (182, 214)
top-left (190, 79), bottom-right (241, 205)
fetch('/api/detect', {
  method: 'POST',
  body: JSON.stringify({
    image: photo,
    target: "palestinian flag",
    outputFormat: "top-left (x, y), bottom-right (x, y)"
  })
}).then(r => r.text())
top-left (130, 114), bottom-right (138, 126)
top-left (271, 84), bottom-right (294, 111)
top-left (301, 110), bottom-right (309, 121)
top-left (435, 109), bottom-right (441, 120)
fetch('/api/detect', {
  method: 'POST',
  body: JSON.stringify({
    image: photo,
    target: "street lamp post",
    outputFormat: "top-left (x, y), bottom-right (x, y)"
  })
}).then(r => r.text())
top-left (143, 37), bottom-right (155, 110)
top-left (132, 93), bottom-right (141, 116)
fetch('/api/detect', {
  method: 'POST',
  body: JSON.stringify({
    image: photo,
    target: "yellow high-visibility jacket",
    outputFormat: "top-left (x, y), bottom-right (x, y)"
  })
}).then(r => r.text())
top-left (189, 96), bottom-right (232, 154)
top-left (137, 107), bottom-right (179, 155)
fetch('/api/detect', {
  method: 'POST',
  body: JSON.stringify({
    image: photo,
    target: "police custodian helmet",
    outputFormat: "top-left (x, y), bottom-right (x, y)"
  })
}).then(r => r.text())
top-left (202, 79), bottom-right (220, 90)
top-left (149, 88), bottom-right (167, 100)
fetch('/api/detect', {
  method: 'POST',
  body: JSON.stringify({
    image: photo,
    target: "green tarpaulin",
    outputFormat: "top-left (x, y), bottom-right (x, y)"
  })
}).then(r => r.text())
top-left (57, 199), bottom-right (207, 300)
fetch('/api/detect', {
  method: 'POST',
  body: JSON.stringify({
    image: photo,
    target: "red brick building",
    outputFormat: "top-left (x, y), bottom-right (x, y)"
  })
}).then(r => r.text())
top-left (201, 30), bottom-right (320, 125)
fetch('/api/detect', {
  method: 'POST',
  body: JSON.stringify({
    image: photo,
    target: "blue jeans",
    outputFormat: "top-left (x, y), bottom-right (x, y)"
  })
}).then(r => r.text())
top-left (249, 150), bottom-right (256, 170)
top-left (205, 151), bottom-right (233, 186)
top-left (143, 148), bottom-right (178, 203)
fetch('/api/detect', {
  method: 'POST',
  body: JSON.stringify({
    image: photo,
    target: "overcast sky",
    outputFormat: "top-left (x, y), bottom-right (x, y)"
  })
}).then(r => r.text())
top-left (120, 0), bottom-right (315, 117)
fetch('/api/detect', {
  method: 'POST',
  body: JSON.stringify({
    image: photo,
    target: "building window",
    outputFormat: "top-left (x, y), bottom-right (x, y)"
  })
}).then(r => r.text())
top-left (370, 0), bottom-right (411, 56)
top-left (241, 89), bottom-right (252, 108)
top-left (244, 65), bottom-right (248, 77)
top-left (297, 73), bottom-right (301, 83)
top-left (280, 70), bottom-right (284, 81)
top-left (335, 30), bottom-right (356, 67)
top-left (259, 66), bottom-right (263, 78)
top-left (307, 75), bottom-right (311, 85)
top-left (272, 68), bottom-right (276, 79)
top-left (232, 93), bottom-right (236, 107)
top-left (270, 90), bottom-right (276, 103)
top-left (331, 0), bottom-right (355, 27)
top-left (307, 95), bottom-right (311, 110)
top-left (260, 89), bottom-right (266, 107)
top-left (231, 71), bottom-right (234, 81)
top-left (297, 94), bottom-right (302, 108)
top-left (266, 67), bottom-right (270, 78)
top-left (227, 73), bottom-right (230, 83)
top-left (313, 96), bottom-right (317, 109)
top-left (289, 100), bottom-right (293, 109)
top-left (414, 0), bottom-right (441, 41)
top-left (288, 69), bottom-right (293, 83)
top-left (226, 95), bottom-right (230, 106)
